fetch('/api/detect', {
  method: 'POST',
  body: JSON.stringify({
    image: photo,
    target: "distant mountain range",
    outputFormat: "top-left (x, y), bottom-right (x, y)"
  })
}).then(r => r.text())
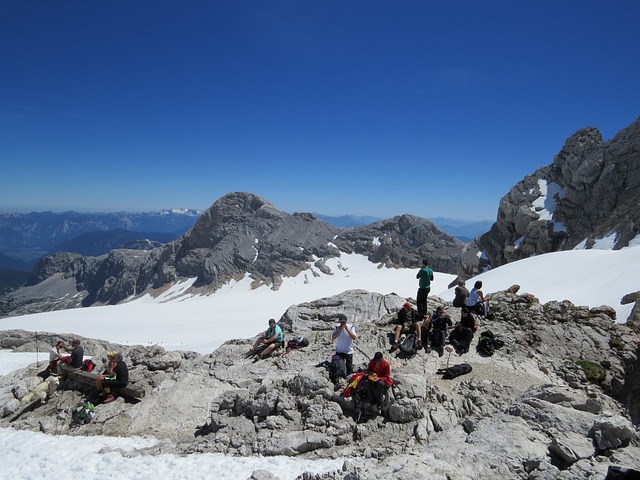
top-left (0, 209), bottom-right (490, 272)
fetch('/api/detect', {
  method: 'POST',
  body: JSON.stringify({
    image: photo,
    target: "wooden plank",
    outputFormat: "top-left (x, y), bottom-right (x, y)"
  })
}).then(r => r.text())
top-left (67, 370), bottom-right (145, 399)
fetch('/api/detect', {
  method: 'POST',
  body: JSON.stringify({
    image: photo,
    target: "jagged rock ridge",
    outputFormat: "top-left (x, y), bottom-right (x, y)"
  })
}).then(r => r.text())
top-left (477, 118), bottom-right (640, 269)
top-left (0, 192), bottom-right (463, 317)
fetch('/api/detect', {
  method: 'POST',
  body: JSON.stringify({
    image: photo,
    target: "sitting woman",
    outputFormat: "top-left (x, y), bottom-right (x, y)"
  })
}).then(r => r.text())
top-left (96, 351), bottom-right (129, 404)
top-left (465, 280), bottom-right (490, 317)
top-left (363, 352), bottom-right (393, 408)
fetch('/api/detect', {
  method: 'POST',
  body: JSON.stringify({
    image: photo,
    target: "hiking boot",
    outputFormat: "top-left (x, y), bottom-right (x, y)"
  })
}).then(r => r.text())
top-left (425, 345), bottom-right (432, 353)
top-left (417, 340), bottom-right (423, 350)
top-left (389, 342), bottom-right (399, 353)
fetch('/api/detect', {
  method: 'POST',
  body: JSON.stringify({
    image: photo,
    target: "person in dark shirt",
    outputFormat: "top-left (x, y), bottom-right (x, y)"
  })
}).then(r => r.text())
top-left (57, 339), bottom-right (84, 380)
top-left (96, 351), bottom-right (129, 403)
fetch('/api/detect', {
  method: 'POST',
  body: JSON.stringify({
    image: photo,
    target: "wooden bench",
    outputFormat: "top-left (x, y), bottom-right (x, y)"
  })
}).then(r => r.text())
top-left (67, 370), bottom-right (145, 400)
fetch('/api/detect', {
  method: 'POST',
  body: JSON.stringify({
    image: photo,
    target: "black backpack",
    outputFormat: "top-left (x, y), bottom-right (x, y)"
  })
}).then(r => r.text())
top-left (399, 334), bottom-right (420, 356)
top-left (329, 355), bottom-right (347, 382)
top-left (477, 335), bottom-right (495, 356)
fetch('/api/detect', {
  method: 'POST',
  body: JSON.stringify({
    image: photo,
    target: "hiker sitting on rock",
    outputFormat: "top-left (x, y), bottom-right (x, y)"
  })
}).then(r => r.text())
top-left (363, 352), bottom-right (393, 408)
top-left (390, 301), bottom-right (424, 352)
top-left (57, 339), bottom-right (84, 381)
top-left (96, 351), bottom-right (129, 404)
top-left (47, 340), bottom-right (65, 375)
top-left (453, 280), bottom-right (469, 308)
top-left (429, 306), bottom-right (453, 356)
top-left (466, 280), bottom-right (490, 317)
top-left (448, 307), bottom-right (476, 354)
top-left (252, 318), bottom-right (284, 359)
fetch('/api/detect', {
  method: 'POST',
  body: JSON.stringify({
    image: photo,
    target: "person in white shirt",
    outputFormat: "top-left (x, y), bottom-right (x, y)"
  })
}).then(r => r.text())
top-left (466, 280), bottom-right (490, 317)
top-left (331, 314), bottom-right (357, 375)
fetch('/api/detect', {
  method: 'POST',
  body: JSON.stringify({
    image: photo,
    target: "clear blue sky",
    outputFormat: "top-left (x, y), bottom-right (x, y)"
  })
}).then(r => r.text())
top-left (1, 1), bottom-right (638, 220)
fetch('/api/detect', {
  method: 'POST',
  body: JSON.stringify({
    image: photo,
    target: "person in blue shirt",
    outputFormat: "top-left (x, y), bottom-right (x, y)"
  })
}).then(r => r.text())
top-left (252, 318), bottom-right (284, 359)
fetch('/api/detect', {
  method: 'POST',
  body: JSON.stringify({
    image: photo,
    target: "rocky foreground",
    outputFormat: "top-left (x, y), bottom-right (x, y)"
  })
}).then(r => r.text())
top-left (1, 287), bottom-right (640, 479)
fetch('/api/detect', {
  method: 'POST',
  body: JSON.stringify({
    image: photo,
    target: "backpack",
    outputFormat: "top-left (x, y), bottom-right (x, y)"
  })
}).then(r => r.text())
top-left (286, 336), bottom-right (309, 350)
top-left (81, 359), bottom-right (96, 372)
top-left (399, 334), bottom-right (420, 356)
top-left (329, 355), bottom-right (347, 382)
top-left (438, 363), bottom-right (472, 380)
top-left (477, 335), bottom-right (495, 356)
top-left (71, 401), bottom-right (95, 425)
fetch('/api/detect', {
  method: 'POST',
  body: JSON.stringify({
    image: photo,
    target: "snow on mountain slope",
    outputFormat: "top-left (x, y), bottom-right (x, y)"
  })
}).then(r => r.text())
top-left (2, 245), bottom-right (638, 354)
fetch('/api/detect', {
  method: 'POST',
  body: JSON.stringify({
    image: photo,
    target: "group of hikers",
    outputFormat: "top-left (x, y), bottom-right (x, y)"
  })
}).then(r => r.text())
top-left (46, 338), bottom-right (129, 404)
top-left (246, 258), bottom-right (492, 414)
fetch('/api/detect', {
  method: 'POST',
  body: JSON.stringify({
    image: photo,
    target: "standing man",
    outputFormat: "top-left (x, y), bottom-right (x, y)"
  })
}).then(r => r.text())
top-left (416, 259), bottom-right (434, 318)
top-left (57, 339), bottom-right (84, 381)
top-left (332, 314), bottom-right (357, 375)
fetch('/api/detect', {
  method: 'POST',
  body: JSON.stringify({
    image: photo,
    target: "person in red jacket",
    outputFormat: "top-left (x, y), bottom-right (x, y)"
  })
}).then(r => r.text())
top-left (364, 352), bottom-right (393, 407)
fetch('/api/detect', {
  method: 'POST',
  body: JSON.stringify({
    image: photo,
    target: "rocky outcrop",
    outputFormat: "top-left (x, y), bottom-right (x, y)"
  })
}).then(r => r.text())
top-left (0, 193), bottom-right (462, 317)
top-left (2, 288), bottom-right (639, 479)
top-left (475, 118), bottom-right (640, 270)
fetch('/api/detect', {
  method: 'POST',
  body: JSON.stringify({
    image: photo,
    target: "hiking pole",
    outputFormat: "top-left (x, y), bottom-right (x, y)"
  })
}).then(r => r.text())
top-left (445, 345), bottom-right (454, 370)
top-left (35, 331), bottom-right (39, 367)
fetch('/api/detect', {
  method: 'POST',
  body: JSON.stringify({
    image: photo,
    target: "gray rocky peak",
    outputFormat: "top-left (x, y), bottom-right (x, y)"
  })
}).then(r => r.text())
top-left (475, 118), bottom-right (640, 271)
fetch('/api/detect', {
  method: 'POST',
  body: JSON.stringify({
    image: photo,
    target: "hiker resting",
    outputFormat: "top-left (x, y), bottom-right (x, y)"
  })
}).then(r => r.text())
top-left (57, 339), bottom-right (84, 381)
top-left (448, 307), bottom-right (476, 354)
top-left (252, 318), bottom-right (284, 359)
top-left (390, 301), bottom-right (425, 352)
top-left (465, 280), bottom-right (490, 317)
top-left (363, 352), bottom-right (393, 408)
top-left (429, 306), bottom-right (453, 356)
top-left (96, 351), bottom-right (129, 404)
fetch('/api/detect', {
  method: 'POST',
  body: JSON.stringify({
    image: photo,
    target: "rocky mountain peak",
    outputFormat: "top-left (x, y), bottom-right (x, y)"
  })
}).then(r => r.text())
top-left (475, 118), bottom-right (640, 270)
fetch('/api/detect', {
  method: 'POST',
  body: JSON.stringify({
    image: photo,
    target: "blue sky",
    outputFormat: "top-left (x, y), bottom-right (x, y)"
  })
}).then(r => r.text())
top-left (1, 1), bottom-right (638, 220)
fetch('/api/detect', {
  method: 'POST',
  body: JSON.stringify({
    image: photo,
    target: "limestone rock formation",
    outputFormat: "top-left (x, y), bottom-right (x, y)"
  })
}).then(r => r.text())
top-left (1, 287), bottom-right (639, 479)
top-left (476, 118), bottom-right (640, 270)
top-left (0, 193), bottom-right (462, 317)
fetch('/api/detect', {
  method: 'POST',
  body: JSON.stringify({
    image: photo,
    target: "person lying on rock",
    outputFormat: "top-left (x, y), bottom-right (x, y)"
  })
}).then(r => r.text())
top-left (252, 318), bottom-right (284, 359)
top-left (363, 352), bottom-right (393, 408)
top-left (448, 307), bottom-right (476, 354)
top-left (96, 351), bottom-right (129, 404)
top-left (390, 301), bottom-right (425, 352)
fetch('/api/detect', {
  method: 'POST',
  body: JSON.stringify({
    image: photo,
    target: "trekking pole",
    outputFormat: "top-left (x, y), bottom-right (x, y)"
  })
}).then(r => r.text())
top-left (445, 345), bottom-right (454, 370)
top-left (35, 331), bottom-right (39, 367)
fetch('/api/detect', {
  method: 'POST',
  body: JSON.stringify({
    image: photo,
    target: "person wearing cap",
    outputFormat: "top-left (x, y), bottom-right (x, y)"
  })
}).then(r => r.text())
top-left (252, 319), bottom-right (284, 359)
top-left (416, 259), bottom-right (434, 318)
top-left (331, 314), bottom-right (357, 375)
top-left (57, 339), bottom-right (84, 381)
top-left (364, 352), bottom-right (393, 408)
top-left (390, 301), bottom-right (425, 352)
